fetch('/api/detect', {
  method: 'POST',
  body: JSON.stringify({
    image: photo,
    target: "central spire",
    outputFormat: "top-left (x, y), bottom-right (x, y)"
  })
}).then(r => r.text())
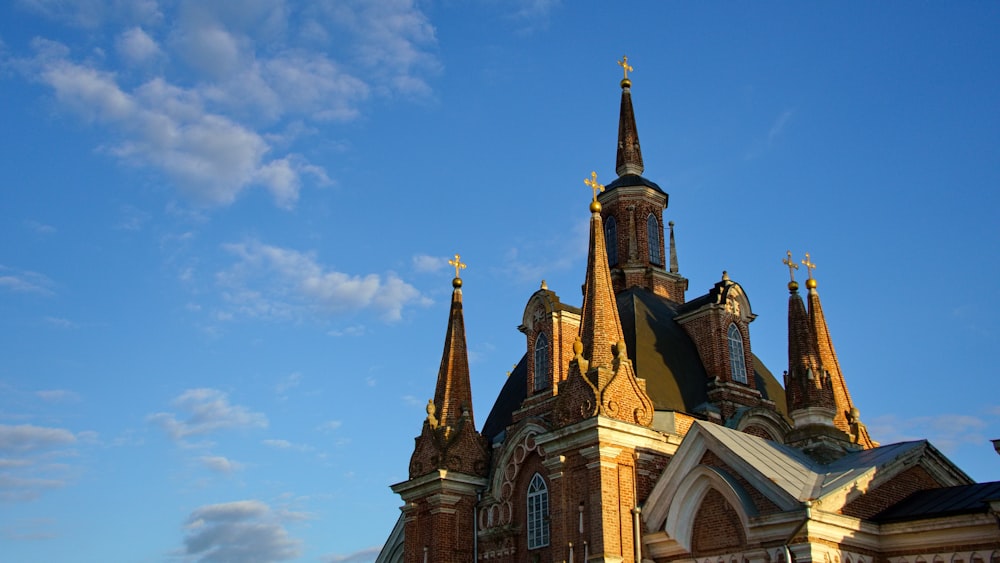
top-left (615, 55), bottom-right (644, 177)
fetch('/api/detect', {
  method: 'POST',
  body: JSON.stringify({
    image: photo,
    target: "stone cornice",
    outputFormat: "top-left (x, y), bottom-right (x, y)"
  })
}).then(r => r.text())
top-left (391, 469), bottom-right (488, 501)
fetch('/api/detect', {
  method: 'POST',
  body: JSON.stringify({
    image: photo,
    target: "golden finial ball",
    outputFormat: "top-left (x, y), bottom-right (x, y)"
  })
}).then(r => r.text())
top-left (805, 278), bottom-right (817, 289)
top-left (621, 78), bottom-right (631, 89)
top-left (590, 200), bottom-right (602, 213)
top-left (788, 280), bottom-right (799, 293)
top-left (453, 277), bottom-right (462, 288)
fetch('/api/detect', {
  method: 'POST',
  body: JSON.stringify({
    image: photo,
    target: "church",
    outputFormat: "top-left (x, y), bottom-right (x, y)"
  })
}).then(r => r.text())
top-left (376, 59), bottom-right (1000, 563)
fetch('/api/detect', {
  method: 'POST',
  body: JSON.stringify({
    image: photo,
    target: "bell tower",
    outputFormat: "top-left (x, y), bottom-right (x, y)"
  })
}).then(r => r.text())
top-left (597, 56), bottom-right (688, 303)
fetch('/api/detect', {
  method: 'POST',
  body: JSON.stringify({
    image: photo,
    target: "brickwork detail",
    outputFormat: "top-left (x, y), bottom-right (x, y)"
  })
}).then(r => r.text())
top-left (841, 465), bottom-right (941, 519)
top-left (690, 488), bottom-right (746, 556)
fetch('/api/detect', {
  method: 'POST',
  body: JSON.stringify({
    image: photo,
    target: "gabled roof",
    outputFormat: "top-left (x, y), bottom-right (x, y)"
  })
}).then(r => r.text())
top-left (645, 421), bottom-right (975, 533)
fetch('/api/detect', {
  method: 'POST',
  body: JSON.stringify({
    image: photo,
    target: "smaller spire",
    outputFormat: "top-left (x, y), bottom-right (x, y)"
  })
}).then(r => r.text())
top-left (615, 55), bottom-right (644, 177)
top-left (433, 254), bottom-right (474, 428)
top-left (668, 221), bottom-right (679, 273)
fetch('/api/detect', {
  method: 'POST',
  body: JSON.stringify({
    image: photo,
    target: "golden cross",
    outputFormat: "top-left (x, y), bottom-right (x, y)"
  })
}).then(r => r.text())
top-left (782, 250), bottom-right (799, 282)
top-left (584, 171), bottom-right (604, 201)
top-left (801, 253), bottom-right (816, 280)
top-left (618, 55), bottom-right (634, 80)
top-left (448, 253), bottom-right (467, 278)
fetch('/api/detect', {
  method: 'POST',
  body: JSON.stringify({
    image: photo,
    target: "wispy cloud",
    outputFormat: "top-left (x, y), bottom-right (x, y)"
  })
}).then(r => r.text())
top-left (261, 439), bottom-right (313, 453)
top-left (0, 266), bottom-right (55, 295)
top-left (182, 500), bottom-right (302, 563)
top-left (0, 424), bottom-right (79, 502)
top-left (14, 1), bottom-right (440, 209)
top-left (868, 412), bottom-right (995, 453)
top-left (23, 220), bottom-right (56, 235)
top-left (217, 240), bottom-right (428, 322)
top-left (412, 254), bottom-right (448, 273)
top-left (147, 388), bottom-right (268, 441)
top-left (199, 455), bottom-right (244, 475)
top-left (35, 389), bottom-right (81, 403)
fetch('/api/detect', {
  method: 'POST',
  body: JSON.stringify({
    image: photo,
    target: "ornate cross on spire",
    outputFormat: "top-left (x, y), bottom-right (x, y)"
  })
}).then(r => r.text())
top-left (449, 254), bottom-right (467, 279)
top-left (584, 171), bottom-right (604, 201)
top-left (618, 55), bottom-right (633, 80)
top-left (782, 250), bottom-right (800, 281)
top-left (801, 253), bottom-right (816, 280)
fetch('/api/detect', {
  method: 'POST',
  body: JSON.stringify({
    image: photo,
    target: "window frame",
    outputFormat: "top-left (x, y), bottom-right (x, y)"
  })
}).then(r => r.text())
top-left (605, 215), bottom-right (618, 266)
top-left (533, 332), bottom-right (549, 392)
top-left (526, 473), bottom-right (550, 549)
top-left (727, 323), bottom-right (748, 384)
top-left (647, 214), bottom-right (662, 265)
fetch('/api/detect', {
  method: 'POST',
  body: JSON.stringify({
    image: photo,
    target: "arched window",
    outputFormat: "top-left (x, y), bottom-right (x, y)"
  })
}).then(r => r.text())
top-left (647, 214), bottom-right (662, 265)
top-left (533, 333), bottom-right (549, 391)
top-left (605, 216), bottom-right (618, 266)
top-left (727, 324), bottom-right (748, 384)
top-left (527, 473), bottom-right (550, 549)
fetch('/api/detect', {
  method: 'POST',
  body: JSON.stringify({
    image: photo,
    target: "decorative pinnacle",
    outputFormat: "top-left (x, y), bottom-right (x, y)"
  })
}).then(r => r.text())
top-left (618, 55), bottom-right (634, 87)
top-left (801, 252), bottom-right (817, 289)
top-left (584, 171), bottom-right (604, 212)
top-left (783, 250), bottom-right (800, 292)
top-left (448, 253), bottom-right (466, 288)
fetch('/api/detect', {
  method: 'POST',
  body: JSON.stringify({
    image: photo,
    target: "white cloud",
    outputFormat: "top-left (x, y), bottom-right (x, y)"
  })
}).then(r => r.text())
top-left (0, 266), bottom-right (55, 295)
top-left (183, 500), bottom-right (302, 563)
top-left (217, 240), bottom-right (426, 322)
top-left (868, 413), bottom-right (992, 453)
top-left (261, 439), bottom-right (313, 453)
top-left (0, 424), bottom-right (78, 502)
top-left (42, 317), bottom-right (77, 329)
top-left (199, 455), bottom-right (244, 475)
top-left (23, 220), bottom-right (56, 235)
top-left (412, 254), bottom-right (447, 273)
top-left (316, 420), bottom-right (342, 433)
top-left (274, 372), bottom-right (301, 395)
top-left (16, 1), bottom-right (441, 209)
top-left (147, 388), bottom-right (268, 441)
top-left (35, 389), bottom-right (81, 403)
top-left (0, 424), bottom-right (76, 451)
top-left (116, 26), bottom-right (161, 65)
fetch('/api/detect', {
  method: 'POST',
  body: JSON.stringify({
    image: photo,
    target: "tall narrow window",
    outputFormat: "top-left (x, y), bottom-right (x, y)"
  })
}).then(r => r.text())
top-left (527, 473), bottom-right (550, 549)
top-left (728, 324), bottom-right (748, 384)
top-left (605, 216), bottom-right (618, 266)
top-left (647, 214), bottom-right (662, 265)
top-left (533, 332), bottom-right (549, 391)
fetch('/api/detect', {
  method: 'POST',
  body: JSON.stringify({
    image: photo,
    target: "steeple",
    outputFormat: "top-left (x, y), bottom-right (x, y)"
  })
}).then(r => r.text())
top-left (393, 256), bottom-right (488, 563)
top-left (803, 255), bottom-right (876, 449)
top-left (600, 58), bottom-right (688, 302)
top-left (555, 174), bottom-right (653, 427)
top-left (615, 55), bottom-right (644, 177)
top-left (430, 254), bottom-right (474, 428)
top-left (404, 255), bottom-right (487, 479)
top-left (783, 251), bottom-right (866, 463)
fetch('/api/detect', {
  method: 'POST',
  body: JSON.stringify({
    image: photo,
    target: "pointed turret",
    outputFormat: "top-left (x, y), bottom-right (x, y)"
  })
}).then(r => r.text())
top-left (393, 255), bottom-right (488, 563)
top-left (668, 220), bottom-right (679, 274)
top-left (431, 261), bottom-right (475, 429)
top-left (783, 252), bottom-right (866, 463)
top-left (803, 255), bottom-right (876, 449)
top-left (556, 174), bottom-right (653, 427)
top-left (403, 255), bottom-right (487, 479)
top-left (616, 56), bottom-right (644, 177)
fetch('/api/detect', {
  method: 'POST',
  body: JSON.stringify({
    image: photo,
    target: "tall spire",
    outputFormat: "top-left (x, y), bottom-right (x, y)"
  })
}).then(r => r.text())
top-left (556, 173), bottom-right (653, 427)
top-left (406, 254), bottom-right (487, 479)
top-left (802, 255), bottom-right (876, 449)
top-left (432, 254), bottom-right (474, 428)
top-left (615, 55), bottom-right (644, 177)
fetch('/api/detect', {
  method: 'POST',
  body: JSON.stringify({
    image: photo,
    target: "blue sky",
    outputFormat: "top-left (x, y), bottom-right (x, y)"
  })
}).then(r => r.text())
top-left (2, 1), bottom-right (999, 561)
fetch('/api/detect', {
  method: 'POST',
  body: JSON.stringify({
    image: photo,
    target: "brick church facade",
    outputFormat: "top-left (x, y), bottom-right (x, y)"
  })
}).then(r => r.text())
top-left (376, 62), bottom-right (1000, 563)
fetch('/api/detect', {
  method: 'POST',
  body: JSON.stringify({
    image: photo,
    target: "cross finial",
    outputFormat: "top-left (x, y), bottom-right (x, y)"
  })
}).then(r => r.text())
top-left (801, 253), bottom-right (816, 280)
top-left (618, 55), bottom-right (633, 80)
top-left (782, 250), bottom-right (799, 282)
top-left (448, 253), bottom-right (467, 279)
top-left (584, 171), bottom-right (604, 201)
